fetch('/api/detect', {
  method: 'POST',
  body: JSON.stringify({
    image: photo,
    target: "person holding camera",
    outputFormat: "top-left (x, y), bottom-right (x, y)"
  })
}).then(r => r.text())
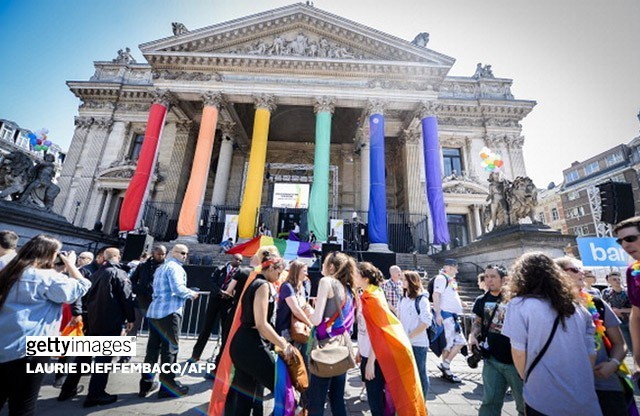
top-left (468, 265), bottom-right (524, 416)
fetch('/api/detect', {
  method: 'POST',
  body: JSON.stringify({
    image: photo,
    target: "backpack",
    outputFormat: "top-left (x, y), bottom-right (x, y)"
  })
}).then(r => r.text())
top-left (426, 275), bottom-right (448, 303)
top-left (413, 294), bottom-right (446, 356)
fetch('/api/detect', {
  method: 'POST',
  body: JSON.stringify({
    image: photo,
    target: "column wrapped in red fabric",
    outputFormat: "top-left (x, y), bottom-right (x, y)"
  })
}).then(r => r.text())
top-left (119, 103), bottom-right (167, 231)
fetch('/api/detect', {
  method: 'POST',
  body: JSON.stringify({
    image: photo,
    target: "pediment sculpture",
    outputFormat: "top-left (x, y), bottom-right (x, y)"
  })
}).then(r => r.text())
top-left (0, 152), bottom-right (60, 211)
top-left (483, 173), bottom-right (539, 232)
top-left (234, 31), bottom-right (362, 59)
top-left (172, 22), bottom-right (188, 36)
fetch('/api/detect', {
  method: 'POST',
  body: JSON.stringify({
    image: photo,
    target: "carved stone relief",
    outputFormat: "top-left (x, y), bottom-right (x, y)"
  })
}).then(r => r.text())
top-left (233, 31), bottom-right (365, 59)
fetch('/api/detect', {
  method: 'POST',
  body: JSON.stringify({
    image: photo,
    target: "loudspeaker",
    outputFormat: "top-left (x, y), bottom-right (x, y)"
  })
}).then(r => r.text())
top-left (359, 252), bottom-right (397, 279)
top-left (321, 243), bottom-right (342, 264)
top-left (598, 182), bottom-right (635, 224)
top-left (123, 233), bottom-right (154, 262)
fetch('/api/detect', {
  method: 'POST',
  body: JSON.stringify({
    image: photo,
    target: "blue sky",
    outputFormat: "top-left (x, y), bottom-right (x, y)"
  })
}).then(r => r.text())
top-left (1, 0), bottom-right (639, 187)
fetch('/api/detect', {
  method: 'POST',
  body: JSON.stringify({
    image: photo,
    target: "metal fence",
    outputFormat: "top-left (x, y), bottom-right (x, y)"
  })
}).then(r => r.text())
top-left (142, 201), bottom-right (430, 254)
top-left (139, 291), bottom-right (215, 340)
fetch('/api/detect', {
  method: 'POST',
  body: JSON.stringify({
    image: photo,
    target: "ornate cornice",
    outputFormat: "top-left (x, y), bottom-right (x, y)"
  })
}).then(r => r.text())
top-left (92, 118), bottom-right (113, 129)
top-left (152, 69), bottom-right (221, 82)
top-left (366, 99), bottom-right (386, 116)
top-left (398, 129), bottom-right (421, 145)
top-left (150, 89), bottom-right (177, 108)
top-left (417, 101), bottom-right (439, 119)
top-left (116, 102), bottom-right (151, 112)
top-left (202, 91), bottom-right (224, 108)
top-left (313, 96), bottom-right (335, 114)
top-left (80, 100), bottom-right (115, 110)
top-left (253, 94), bottom-right (277, 112)
top-left (74, 116), bottom-right (94, 128)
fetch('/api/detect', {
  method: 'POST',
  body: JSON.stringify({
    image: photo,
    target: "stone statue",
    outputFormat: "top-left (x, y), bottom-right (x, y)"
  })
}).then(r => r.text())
top-left (505, 176), bottom-right (538, 225)
top-left (172, 22), bottom-right (188, 35)
top-left (411, 32), bottom-right (430, 47)
top-left (0, 152), bottom-right (33, 200)
top-left (473, 63), bottom-right (495, 79)
top-left (485, 172), bottom-right (510, 231)
top-left (483, 173), bottom-right (539, 232)
top-left (113, 47), bottom-right (136, 64)
top-left (19, 153), bottom-right (61, 211)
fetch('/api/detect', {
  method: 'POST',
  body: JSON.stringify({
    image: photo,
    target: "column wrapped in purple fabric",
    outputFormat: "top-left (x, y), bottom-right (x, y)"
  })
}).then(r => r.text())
top-left (421, 116), bottom-right (450, 245)
top-left (368, 113), bottom-right (388, 245)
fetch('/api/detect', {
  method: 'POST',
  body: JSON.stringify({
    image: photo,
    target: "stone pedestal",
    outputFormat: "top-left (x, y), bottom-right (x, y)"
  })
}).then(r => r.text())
top-left (432, 224), bottom-right (576, 281)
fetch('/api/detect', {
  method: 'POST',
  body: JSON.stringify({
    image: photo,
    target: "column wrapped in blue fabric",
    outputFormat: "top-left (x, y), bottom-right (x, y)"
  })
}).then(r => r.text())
top-left (368, 113), bottom-right (388, 245)
top-left (421, 116), bottom-right (450, 245)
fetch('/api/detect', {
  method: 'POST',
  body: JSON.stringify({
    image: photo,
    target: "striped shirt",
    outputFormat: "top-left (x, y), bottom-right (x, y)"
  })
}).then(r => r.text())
top-left (146, 258), bottom-right (196, 319)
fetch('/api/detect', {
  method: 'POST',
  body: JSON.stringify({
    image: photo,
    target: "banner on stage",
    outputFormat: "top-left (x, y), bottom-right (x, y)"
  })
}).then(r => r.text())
top-left (577, 237), bottom-right (632, 267)
top-left (272, 183), bottom-right (310, 208)
top-left (223, 215), bottom-right (239, 243)
top-left (329, 219), bottom-right (344, 245)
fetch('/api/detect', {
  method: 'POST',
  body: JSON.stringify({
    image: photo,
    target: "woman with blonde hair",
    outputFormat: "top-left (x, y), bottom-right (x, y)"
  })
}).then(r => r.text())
top-left (307, 251), bottom-right (356, 416)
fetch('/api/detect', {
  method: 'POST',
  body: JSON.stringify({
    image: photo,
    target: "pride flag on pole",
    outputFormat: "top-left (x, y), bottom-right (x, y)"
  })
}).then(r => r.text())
top-left (227, 236), bottom-right (314, 260)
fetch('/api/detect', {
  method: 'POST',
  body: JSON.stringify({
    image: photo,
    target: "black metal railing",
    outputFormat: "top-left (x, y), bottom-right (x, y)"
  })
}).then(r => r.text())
top-left (142, 201), bottom-right (430, 254)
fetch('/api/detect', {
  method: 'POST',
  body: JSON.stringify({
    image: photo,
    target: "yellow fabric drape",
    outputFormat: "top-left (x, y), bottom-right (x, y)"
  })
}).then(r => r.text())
top-left (238, 107), bottom-right (271, 238)
top-left (177, 105), bottom-right (219, 236)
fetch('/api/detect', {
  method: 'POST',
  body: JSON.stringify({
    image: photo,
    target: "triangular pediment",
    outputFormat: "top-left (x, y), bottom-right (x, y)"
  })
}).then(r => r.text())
top-left (140, 3), bottom-right (454, 66)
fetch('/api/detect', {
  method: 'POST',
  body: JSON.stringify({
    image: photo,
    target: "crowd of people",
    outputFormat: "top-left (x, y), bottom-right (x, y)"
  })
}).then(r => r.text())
top-left (0, 215), bottom-right (639, 415)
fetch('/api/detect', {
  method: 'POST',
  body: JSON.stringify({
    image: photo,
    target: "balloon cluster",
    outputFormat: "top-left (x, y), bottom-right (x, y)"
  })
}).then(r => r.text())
top-left (479, 147), bottom-right (504, 172)
top-left (27, 128), bottom-right (52, 152)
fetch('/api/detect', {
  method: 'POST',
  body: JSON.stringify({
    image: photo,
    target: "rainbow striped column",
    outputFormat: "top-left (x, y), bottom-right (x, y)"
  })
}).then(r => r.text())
top-left (119, 91), bottom-right (172, 232)
top-left (176, 92), bottom-right (222, 238)
top-left (237, 95), bottom-right (276, 239)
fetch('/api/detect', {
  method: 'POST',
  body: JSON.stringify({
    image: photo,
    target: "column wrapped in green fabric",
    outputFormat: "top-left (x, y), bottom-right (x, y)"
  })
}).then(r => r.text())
top-left (308, 110), bottom-right (332, 241)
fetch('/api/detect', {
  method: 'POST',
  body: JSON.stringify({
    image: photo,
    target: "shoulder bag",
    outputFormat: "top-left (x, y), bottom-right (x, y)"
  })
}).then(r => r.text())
top-left (525, 315), bottom-right (560, 382)
top-left (309, 283), bottom-right (355, 378)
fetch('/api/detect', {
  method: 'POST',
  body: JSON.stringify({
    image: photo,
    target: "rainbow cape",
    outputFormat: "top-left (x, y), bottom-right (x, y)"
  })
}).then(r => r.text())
top-left (361, 285), bottom-right (427, 416)
top-left (227, 236), bottom-right (315, 260)
top-left (208, 271), bottom-right (295, 415)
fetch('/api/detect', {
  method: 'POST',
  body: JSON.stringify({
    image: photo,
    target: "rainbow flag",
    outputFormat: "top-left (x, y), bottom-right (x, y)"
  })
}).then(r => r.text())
top-left (361, 285), bottom-right (427, 416)
top-left (227, 236), bottom-right (315, 260)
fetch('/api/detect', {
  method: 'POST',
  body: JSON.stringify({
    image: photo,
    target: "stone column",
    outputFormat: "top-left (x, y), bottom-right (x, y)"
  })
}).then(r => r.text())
top-left (401, 129), bottom-right (424, 214)
top-left (367, 99), bottom-right (389, 252)
top-left (210, 121), bottom-right (236, 207)
top-left (358, 128), bottom-right (370, 214)
top-left (508, 135), bottom-right (526, 178)
top-left (119, 89), bottom-right (174, 232)
top-left (472, 204), bottom-right (483, 239)
top-left (177, 92), bottom-right (223, 240)
top-left (238, 94), bottom-right (276, 239)
top-left (100, 189), bottom-right (114, 225)
top-left (308, 96), bottom-right (335, 242)
top-left (55, 116), bottom-right (93, 218)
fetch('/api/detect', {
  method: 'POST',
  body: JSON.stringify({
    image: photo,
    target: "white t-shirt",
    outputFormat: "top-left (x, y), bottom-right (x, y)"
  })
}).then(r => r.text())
top-left (398, 295), bottom-right (432, 347)
top-left (0, 251), bottom-right (17, 270)
top-left (433, 274), bottom-right (463, 314)
top-left (356, 308), bottom-right (372, 358)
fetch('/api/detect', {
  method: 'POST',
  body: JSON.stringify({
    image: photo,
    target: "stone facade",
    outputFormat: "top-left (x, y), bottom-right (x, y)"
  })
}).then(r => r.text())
top-left (57, 4), bottom-right (535, 245)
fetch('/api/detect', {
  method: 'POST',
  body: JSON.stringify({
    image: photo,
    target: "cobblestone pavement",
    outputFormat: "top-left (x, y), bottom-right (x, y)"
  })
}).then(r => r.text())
top-left (9, 337), bottom-right (635, 416)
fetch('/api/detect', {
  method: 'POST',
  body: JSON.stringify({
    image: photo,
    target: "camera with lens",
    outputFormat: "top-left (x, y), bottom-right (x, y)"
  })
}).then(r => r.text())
top-left (467, 345), bottom-right (488, 369)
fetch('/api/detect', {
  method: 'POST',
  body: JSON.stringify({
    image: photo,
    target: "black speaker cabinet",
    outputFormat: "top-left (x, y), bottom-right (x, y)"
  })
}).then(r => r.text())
top-left (123, 233), bottom-right (154, 262)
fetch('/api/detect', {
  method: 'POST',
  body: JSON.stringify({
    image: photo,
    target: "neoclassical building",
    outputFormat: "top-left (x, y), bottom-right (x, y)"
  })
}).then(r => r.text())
top-left (55, 3), bottom-right (535, 252)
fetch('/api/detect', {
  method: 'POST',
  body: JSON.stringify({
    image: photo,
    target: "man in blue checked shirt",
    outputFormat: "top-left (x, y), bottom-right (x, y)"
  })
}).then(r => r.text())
top-left (139, 244), bottom-right (198, 399)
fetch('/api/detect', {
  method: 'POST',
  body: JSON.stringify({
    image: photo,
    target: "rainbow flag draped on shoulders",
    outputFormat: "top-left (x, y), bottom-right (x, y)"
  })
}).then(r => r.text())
top-left (208, 270), bottom-right (295, 416)
top-left (361, 285), bottom-right (427, 416)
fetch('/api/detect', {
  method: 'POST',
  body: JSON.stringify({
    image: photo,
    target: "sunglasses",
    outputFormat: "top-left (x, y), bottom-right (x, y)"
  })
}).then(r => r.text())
top-left (616, 235), bottom-right (640, 245)
top-left (563, 267), bottom-right (582, 274)
top-left (178, 251), bottom-right (188, 255)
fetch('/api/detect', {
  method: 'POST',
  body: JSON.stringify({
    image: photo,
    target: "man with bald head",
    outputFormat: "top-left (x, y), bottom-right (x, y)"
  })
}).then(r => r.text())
top-left (382, 265), bottom-right (404, 315)
top-left (76, 251), bottom-right (94, 268)
top-left (190, 252), bottom-right (242, 363)
top-left (140, 244), bottom-right (198, 398)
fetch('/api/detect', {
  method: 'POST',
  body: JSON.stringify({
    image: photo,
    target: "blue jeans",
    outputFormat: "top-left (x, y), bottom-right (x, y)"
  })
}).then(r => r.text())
top-left (479, 356), bottom-right (524, 416)
top-left (307, 372), bottom-right (347, 416)
top-left (360, 356), bottom-right (386, 416)
top-left (412, 346), bottom-right (429, 398)
top-left (620, 321), bottom-right (633, 353)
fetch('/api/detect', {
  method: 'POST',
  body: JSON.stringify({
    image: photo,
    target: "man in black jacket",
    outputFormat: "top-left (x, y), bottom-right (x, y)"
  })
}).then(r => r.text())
top-left (82, 248), bottom-right (136, 407)
top-left (189, 253), bottom-right (242, 362)
top-left (130, 245), bottom-right (166, 336)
